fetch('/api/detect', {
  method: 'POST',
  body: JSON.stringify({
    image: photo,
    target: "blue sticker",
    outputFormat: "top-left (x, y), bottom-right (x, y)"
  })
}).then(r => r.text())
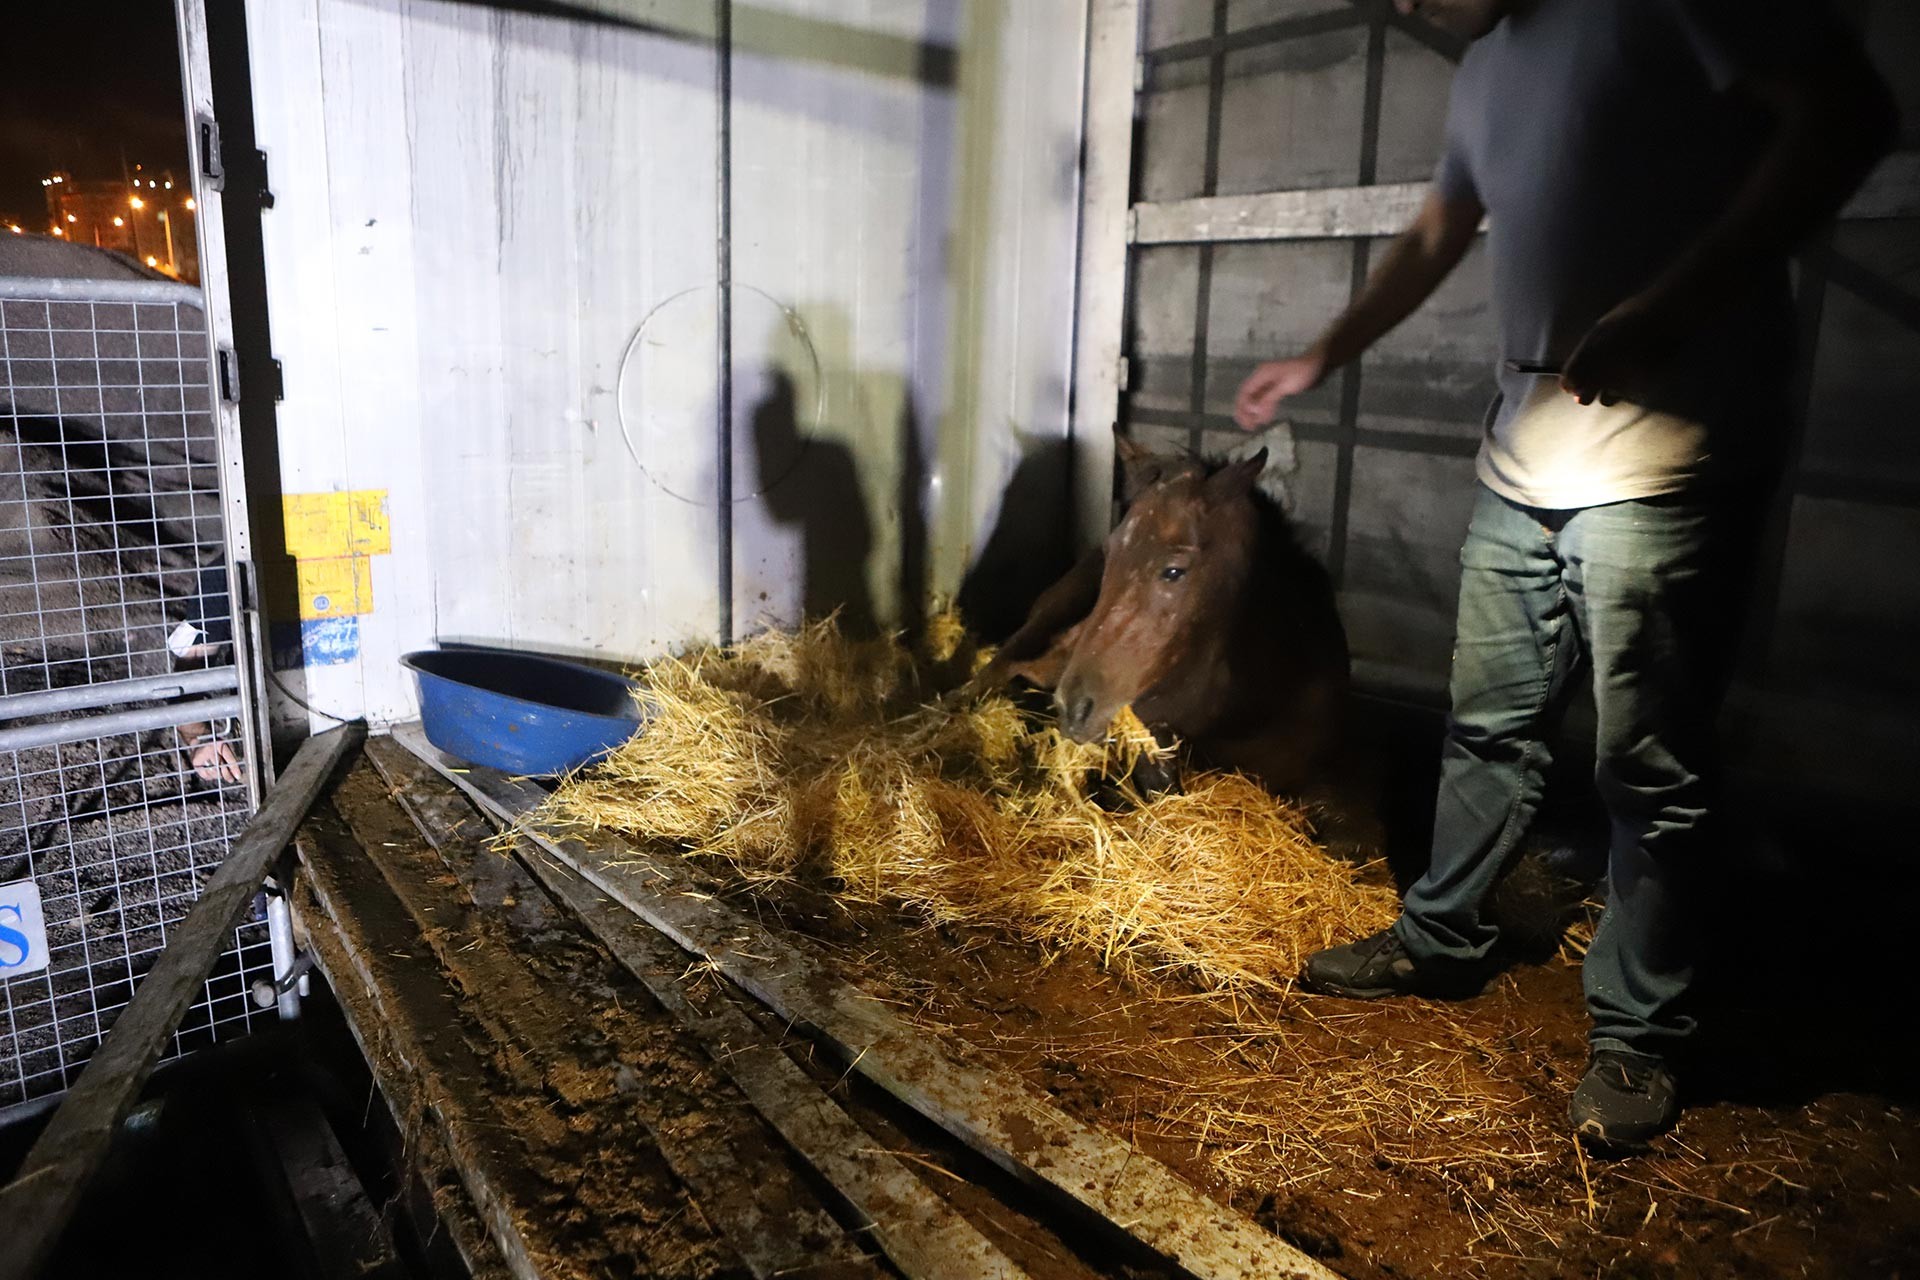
top-left (270, 617), bottom-right (361, 669)
top-left (302, 616), bottom-right (361, 666)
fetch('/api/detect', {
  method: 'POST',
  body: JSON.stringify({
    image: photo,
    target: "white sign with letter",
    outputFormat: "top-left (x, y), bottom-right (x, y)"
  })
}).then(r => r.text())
top-left (0, 879), bottom-right (50, 979)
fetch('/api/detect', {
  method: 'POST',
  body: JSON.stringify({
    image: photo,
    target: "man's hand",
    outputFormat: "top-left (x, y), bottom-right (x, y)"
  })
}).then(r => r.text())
top-left (1559, 290), bottom-right (1696, 408)
top-left (1234, 350), bottom-right (1328, 430)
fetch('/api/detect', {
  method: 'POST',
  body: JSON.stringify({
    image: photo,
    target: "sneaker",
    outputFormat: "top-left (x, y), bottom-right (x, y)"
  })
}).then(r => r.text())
top-left (1300, 927), bottom-right (1481, 999)
top-left (1571, 1048), bottom-right (1679, 1151)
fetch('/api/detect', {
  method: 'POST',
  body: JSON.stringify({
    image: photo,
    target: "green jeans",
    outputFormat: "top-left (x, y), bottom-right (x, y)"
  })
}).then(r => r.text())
top-left (1394, 483), bottom-right (1742, 1058)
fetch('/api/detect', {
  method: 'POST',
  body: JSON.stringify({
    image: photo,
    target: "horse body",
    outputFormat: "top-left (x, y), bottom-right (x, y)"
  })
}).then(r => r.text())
top-left (982, 441), bottom-right (1348, 792)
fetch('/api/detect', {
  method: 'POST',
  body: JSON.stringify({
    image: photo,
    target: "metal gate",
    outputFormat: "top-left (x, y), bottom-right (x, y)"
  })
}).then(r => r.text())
top-left (0, 261), bottom-right (271, 1113)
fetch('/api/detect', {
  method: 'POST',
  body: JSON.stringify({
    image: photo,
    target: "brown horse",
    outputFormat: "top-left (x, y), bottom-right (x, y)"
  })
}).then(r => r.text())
top-left (980, 438), bottom-right (1348, 792)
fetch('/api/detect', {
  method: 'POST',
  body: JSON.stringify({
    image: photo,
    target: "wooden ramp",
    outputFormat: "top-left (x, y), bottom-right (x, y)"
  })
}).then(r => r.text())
top-left (358, 735), bottom-right (1030, 1280)
top-left (293, 756), bottom-right (889, 1280)
top-left (383, 722), bottom-right (1342, 1280)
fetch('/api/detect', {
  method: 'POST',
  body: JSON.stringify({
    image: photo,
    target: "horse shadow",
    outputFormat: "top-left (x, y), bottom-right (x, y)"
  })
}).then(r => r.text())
top-left (955, 433), bottom-right (1077, 645)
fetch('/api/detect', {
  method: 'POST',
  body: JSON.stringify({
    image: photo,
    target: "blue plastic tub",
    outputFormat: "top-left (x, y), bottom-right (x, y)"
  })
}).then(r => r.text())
top-left (401, 646), bottom-right (646, 776)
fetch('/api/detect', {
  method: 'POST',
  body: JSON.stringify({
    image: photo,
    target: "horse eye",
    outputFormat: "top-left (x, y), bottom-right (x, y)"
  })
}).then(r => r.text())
top-left (1159, 565), bottom-right (1186, 583)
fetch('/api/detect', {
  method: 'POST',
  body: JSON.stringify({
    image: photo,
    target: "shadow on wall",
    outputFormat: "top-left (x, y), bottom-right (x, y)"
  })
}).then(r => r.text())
top-left (746, 365), bottom-right (879, 636)
top-left (741, 302), bottom-right (1080, 648)
top-left (742, 301), bottom-right (940, 642)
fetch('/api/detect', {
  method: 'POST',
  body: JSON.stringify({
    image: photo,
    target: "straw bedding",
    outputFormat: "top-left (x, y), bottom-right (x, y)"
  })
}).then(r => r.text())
top-left (537, 616), bottom-right (1399, 992)
top-left (525, 620), bottom-right (1837, 1268)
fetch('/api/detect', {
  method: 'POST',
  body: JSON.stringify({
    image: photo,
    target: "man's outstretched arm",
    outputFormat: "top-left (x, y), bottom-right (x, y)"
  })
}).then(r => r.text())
top-left (1235, 188), bottom-right (1484, 429)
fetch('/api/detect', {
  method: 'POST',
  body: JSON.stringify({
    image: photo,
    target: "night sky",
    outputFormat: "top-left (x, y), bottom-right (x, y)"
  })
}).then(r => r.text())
top-left (0, 3), bottom-right (189, 229)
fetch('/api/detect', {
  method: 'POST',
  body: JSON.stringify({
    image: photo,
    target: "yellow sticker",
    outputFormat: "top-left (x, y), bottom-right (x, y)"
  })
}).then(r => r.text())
top-left (283, 490), bottom-right (391, 559)
top-left (294, 556), bottom-right (374, 620)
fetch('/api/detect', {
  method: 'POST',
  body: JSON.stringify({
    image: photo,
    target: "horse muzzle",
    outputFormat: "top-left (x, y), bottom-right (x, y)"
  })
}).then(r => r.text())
top-left (1053, 682), bottom-right (1108, 744)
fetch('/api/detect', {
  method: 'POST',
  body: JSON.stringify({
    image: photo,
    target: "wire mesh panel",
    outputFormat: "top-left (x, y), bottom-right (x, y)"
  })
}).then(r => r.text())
top-left (0, 284), bottom-right (266, 1110)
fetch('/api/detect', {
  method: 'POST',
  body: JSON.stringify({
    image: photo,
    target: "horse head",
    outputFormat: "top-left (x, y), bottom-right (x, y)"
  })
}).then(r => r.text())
top-left (1052, 440), bottom-right (1269, 743)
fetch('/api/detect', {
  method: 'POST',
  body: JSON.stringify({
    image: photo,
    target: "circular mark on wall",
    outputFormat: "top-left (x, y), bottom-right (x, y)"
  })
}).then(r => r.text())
top-left (616, 283), bottom-right (823, 505)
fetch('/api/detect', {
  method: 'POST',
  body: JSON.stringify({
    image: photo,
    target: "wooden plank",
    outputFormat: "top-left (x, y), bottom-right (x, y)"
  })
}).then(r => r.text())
top-left (1132, 151), bottom-right (1920, 245)
top-left (294, 791), bottom-right (752, 1280)
top-left (1071, 0), bottom-right (1142, 550)
top-left (282, 852), bottom-right (520, 1280)
top-left (1133, 181), bottom-right (1436, 244)
top-left (363, 734), bottom-right (1031, 1280)
top-left (334, 754), bottom-right (879, 1280)
top-left (389, 722), bottom-right (1342, 1280)
top-left (290, 806), bottom-right (552, 1280)
top-left (250, 1093), bottom-right (410, 1280)
top-left (0, 723), bottom-right (364, 1280)
top-left (281, 889), bottom-right (511, 1280)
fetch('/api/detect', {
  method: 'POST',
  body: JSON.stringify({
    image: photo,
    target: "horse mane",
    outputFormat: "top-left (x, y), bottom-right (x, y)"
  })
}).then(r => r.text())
top-left (1125, 447), bottom-right (1330, 584)
top-left (1186, 453), bottom-right (1314, 564)
top-left (1194, 456), bottom-right (1341, 625)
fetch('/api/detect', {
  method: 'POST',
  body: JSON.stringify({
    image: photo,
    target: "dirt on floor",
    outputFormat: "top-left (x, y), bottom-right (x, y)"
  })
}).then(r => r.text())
top-left (331, 696), bottom-right (1919, 1280)
top-left (297, 780), bottom-right (755, 1280)
top-left (647, 706), bottom-right (1920, 1280)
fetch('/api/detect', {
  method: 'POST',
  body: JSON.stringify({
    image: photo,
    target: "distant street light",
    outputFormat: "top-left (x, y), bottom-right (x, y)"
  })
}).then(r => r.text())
top-left (112, 216), bottom-right (124, 227)
top-left (183, 198), bottom-right (195, 211)
top-left (51, 227), bottom-right (63, 237)
top-left (65, 214), bottom-right (76, 223)
top-left (7, 226), bottom-right (21, 235)
top-left (130, 196), bottom-right (145, 209)
top-left (145, 255), bottom-right (159, 267)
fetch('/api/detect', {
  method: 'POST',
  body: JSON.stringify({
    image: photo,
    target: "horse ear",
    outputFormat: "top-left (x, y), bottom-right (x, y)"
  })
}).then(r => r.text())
top-left (1205, 448), bottom-right (1267, 503)
top-left (1114, 434), bottom-right (1165, 500)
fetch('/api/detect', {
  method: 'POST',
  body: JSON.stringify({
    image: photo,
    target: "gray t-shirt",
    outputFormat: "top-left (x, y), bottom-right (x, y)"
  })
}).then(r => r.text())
top-left (1435, 0), bottom-right (1825, 508)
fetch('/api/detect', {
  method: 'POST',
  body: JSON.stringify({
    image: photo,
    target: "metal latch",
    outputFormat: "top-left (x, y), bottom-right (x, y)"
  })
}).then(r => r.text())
top-left (254, 149), bottom-right (276, 210)
top-left (197, 114), bottom-right (225, 191)
top-left (215, 349), bottom-right (285, 404)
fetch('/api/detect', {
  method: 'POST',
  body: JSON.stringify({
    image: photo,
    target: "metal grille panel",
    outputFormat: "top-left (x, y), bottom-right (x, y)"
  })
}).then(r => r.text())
top-left (0, 288), bottom-right (265, 1110)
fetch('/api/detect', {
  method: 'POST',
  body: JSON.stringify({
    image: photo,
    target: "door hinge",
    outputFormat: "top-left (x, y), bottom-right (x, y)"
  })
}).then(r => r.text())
top-left (196, 114), bottom-right (225, 191)
top-left (217, 349), bottom-right (285, 404)
top-left (196, 116), bottom-right (274, 209)
top-left (1116, 355), bottom-right (1132, 392)
top-left (1134, 55), bottom-right (1146, 94)
top-left (254, 149), bottom-right (276, 210)
top-left (234, 558), bottom-right (258, 614)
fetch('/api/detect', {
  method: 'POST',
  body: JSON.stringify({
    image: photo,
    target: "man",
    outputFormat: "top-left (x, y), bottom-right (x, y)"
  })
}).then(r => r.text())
top-left (1235, 0), bottom-right (1896, 1149)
